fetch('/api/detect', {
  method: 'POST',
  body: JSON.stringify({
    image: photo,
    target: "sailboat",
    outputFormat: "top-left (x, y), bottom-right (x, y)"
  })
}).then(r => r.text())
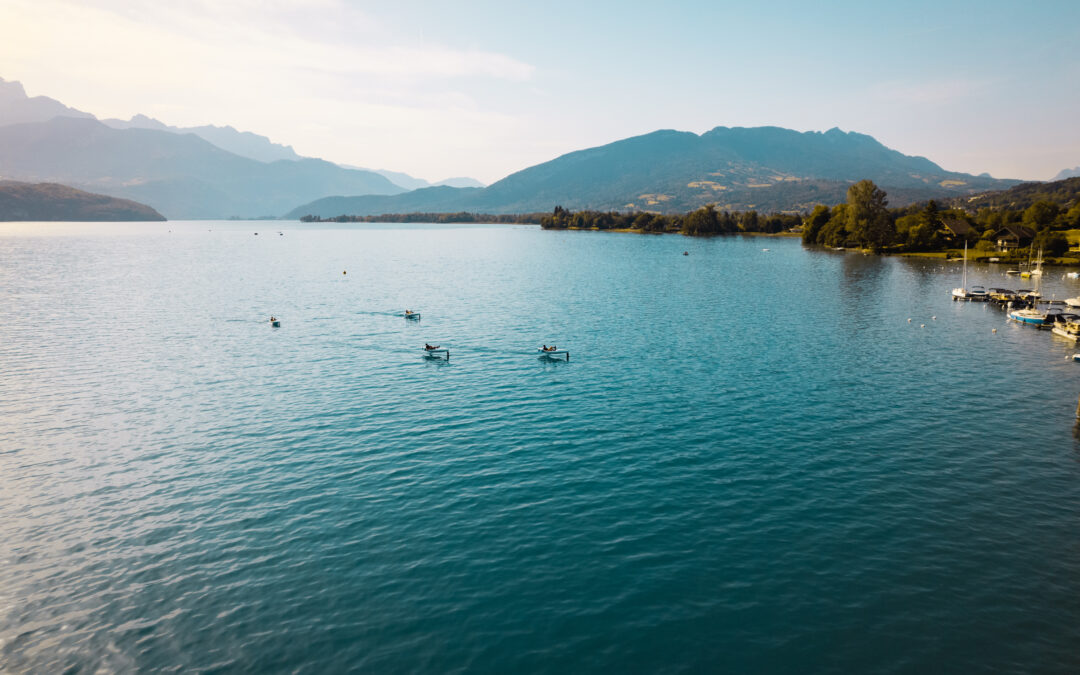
top-left (1030, 248), bottom-right (1044, 278)
top-left (951, 242), bottom-right (986, 300)
top-left (1009, 258), bottom-right (1058, 326)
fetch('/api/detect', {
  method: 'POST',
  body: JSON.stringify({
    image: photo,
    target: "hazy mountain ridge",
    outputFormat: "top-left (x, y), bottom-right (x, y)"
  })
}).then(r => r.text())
top-left (102, 114), bottom-right (304, 164)
top-left (343, 166), bottom-right (485, 191)
top-left (0, 117), bottom-right (404, 218)
top-left (0, 77), bottom-right (479, 213)
top-left (0, 77), bottom-right (95, 126)
top-left (289, 126), bottom-right (1018, 218)
top-left (1055, 166), bottom-right (1080, 181)
top-left (0, 180), bottom-right (165, 221)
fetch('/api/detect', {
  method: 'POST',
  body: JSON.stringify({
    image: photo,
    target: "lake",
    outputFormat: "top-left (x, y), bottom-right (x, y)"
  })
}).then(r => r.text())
top-left (2, 221), bottom-right (1079, 673)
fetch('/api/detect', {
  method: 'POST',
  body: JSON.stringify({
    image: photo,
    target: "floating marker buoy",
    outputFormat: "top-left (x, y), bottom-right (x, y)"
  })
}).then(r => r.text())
top-left (683, 251), bottom-right (689, 256)
top-left (931, 316), bottom-right (936, 320)
top-left (907, 318), bottom-right (912, 323)
top-left (992, 328), bottom-right (997, 333)
top-left (343, 270), bottom-right (347, 275)
top-left (920, 324), bottom-right (925, 328)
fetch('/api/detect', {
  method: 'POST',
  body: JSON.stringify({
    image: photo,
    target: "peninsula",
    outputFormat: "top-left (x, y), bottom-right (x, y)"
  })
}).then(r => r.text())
top-left (0, 181), bottom-right (165, 221)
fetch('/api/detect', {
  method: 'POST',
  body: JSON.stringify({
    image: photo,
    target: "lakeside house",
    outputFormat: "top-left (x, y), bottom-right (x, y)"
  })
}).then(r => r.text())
top-left (940, 217), bottom-right (977, 242)
top-left (994, 225), bottom-right (1035, 252)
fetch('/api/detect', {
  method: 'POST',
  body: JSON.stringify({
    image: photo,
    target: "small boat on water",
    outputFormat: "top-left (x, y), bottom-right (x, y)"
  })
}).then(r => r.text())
top-left (269, 316), bottom-right (280, 327)
top-left (1067, 272), bottom-right (1080, 279)
top-left (951, 243), bottom-right (987, 300)
top-left (1006, 269), bottom-right (1021, 276)
top-left (1008, 306), bottom-right (1062, 327)
top-left (1051, 318), bottom-right (1080, 341)
top-left (988, 288), bottom-right (1017, 303)
top-left (423, 344), bottom-right (449, 360)
top-left (1072, 353), bottom-right (1080, 362)
top-left (404, 310), bottom-right (421, 320)
top-left (538, 347), bottom-right (570, 361)
top-left (1065, 297), bottom-right (1080, 307)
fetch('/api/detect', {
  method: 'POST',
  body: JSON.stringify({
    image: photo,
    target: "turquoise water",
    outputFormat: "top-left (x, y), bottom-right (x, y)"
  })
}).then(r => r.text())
top-left (2, 221), bottom-right (1080, 673)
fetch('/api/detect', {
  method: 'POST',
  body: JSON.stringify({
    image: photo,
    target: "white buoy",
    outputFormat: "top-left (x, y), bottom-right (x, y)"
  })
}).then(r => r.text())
top-left (907, 318), bottom-right (912, 323)
top-left (920, 324), bottom-right (925, 328)
top-left (992, 328), bottom-right (997, 333)
top-left (931, 316), bottom-right (936, 320)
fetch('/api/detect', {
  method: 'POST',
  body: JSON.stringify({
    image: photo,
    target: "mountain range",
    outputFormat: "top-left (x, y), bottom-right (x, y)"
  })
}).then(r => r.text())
top-left (288, 127), bottom-right (1018, 218)
top-left (0, 116), bottom-right (405, 219)
top-left (0, 77), bottom-right (481, 216)
top-left (1055, 166), bottom-right (1080, 181)
top-left (0, 76), bottom-right (1027, 220)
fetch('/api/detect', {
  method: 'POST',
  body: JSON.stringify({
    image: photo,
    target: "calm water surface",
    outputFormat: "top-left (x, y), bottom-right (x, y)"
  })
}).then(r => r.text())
top-left (1, 222), bottom-right (1079, 673)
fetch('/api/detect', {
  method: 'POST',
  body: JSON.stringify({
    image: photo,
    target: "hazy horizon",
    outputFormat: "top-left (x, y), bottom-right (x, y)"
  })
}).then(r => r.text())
top-left (2, 0), bottom-right (1078, 184)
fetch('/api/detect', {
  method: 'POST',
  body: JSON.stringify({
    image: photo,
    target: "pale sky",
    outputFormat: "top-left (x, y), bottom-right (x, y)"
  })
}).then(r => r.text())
top-left (2, 0), bottom-right (1078, 184)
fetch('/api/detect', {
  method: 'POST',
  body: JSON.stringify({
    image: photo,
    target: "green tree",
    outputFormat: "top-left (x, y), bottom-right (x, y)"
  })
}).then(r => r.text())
top-left (801, 204), bottom-right (831, 244)
top-left (845, 180), bottom-right (892, 250)
top-left (1033, 229), bottom-right (1069, 257)
top-left (1023, 201), bottom-right (1061, 230)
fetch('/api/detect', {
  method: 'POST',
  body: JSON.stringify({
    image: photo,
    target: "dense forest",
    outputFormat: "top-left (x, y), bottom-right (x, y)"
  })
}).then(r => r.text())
top-left (539, 205), bottom-right (802, 235)
top-left (801, 178), bottom-right (1080, 255)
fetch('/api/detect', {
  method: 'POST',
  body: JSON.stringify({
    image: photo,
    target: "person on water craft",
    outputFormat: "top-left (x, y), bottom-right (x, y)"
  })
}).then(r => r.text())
top-left (425, 343), bottom-right (439, 350)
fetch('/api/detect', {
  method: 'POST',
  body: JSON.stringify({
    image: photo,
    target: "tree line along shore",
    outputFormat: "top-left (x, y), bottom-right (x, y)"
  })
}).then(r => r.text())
top-left (298, 177), bottom-right (1080, 262)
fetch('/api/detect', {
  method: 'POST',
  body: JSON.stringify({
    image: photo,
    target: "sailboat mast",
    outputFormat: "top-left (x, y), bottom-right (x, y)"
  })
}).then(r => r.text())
top-left (962, 241), bottom-right (968, 290)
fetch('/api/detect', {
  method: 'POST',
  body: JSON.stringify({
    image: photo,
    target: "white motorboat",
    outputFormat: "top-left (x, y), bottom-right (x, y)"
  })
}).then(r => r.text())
top-left (1052, 324), bottom-right (1080, 341)
top-left (538, 347), bottom-right (570, 361)
top-left (1065, 297), bottom-right (1080, 307)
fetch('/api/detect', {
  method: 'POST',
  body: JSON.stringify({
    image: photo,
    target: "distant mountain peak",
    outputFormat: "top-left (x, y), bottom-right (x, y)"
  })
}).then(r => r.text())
top-left (1054, 166), bottom-right (1080, 181)
top-left (0, 77), bottom-right (27, 97)
top-left (0, 76), bottom-right (95, 125)
top-left (290, 124), bottom-right (1017, 218)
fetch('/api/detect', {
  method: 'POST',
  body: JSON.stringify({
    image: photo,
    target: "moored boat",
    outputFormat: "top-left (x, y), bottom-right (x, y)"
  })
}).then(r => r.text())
top-left (1052, 323), bottom-right (1080, 341)
top-left (951, 242), bottom-right (986, 300)
top-left (1008, 306), bottom-right (1062, 327)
